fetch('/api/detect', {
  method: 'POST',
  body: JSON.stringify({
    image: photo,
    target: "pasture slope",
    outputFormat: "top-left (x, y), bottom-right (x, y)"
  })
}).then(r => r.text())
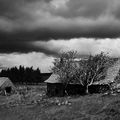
top-left (1, 93), bottom-right (120, 120)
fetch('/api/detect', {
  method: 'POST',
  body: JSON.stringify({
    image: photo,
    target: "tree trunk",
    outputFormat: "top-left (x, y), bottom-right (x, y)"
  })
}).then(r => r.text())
top-left (85, 85), bottom-right (89, 94)
top-left (64, 83), bottom-right (69, 96)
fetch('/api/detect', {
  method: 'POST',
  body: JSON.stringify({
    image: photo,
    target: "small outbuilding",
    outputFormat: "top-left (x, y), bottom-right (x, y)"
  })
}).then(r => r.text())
top-left (45, 74), bottom-right (65, 97)
top-left (0, 77), bottom-right (16, 95)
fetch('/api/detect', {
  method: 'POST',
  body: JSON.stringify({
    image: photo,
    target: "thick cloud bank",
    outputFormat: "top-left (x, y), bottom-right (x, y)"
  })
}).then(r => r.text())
top-left (1, 0), bottom-right (120, 54)
top-left (1, 0), bottom-right (120, 39)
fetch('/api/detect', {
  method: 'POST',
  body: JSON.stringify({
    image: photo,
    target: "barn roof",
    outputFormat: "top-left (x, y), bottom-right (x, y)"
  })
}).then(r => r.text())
top-left (0, 77), bottom-right (9, 86)
top-left (44, 74), bottom-right (61, 83)
top-left (0, 77), bottom-right (15, 89)
top-left (45, 74), bottom-right (82, 84)
top-left (93, 59), bottom-right (120, 85)
top-left (92, 79), bottom-right (113, 85)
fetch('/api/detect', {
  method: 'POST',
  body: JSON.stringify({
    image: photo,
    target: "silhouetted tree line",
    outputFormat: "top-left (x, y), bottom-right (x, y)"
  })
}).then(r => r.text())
top-left (0, 66), bottom-right (50, 84)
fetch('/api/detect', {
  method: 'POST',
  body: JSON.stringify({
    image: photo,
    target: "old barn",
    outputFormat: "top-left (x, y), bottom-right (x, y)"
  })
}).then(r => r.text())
top-left (45, 74), bottom-right (65, 97)
top-left (45, 74), bottom-right (86, 97)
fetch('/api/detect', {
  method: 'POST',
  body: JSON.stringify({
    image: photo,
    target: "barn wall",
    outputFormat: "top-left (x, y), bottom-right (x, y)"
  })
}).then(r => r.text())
top-left (88, 84), bottom-right (110, 94)
top-left (46, 83), bottom-right (65, 97)
top-left (46, 83), bottom-right (86, 97)
top-left (46, 83), bottom-right (110, 97)
top-left (66, 84), bottom-right (86, 95)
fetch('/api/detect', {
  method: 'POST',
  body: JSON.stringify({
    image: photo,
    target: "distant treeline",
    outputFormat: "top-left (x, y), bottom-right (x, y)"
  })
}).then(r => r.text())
top-left (0, 66), bottom-right (52, 84)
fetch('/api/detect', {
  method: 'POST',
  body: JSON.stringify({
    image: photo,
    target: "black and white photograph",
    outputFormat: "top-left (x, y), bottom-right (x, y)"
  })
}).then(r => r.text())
top-left (0, 0), bottom-right (120, 120)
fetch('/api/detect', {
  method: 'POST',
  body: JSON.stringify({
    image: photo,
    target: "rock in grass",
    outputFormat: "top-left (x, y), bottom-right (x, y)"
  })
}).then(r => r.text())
top-left (58, 103), bottom-right (61, 106)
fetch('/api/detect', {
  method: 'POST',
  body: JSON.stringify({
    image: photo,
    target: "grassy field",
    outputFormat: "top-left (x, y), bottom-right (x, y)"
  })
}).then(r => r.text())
top-left (0, 85), bottom-right (120, 120)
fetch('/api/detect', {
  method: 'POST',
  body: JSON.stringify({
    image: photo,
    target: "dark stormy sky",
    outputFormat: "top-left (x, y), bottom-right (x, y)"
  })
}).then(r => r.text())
top-left (0, 0), bottom-right (120, 72)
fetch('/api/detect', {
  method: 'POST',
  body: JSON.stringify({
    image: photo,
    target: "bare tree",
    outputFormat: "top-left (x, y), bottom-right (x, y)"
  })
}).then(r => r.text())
top-left (75, 52), bottom-right (114, 94)
top-left (52, 51), bottom-right (114, 95)
top-left (51, 51), bottom-right (78, 85)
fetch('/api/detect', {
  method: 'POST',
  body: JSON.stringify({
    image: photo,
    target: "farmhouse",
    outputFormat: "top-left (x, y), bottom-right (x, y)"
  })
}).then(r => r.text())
top-left (45, 74), bottom-right (86, 97)
top-left (45, 73), bottom-right (112, 97)
top-left (0, 77), bottom-right (16, 95)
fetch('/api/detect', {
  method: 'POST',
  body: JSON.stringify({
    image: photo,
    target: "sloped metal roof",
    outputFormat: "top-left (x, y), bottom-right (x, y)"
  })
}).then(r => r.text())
top-left (44, 74), bottom-right (61, 83)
